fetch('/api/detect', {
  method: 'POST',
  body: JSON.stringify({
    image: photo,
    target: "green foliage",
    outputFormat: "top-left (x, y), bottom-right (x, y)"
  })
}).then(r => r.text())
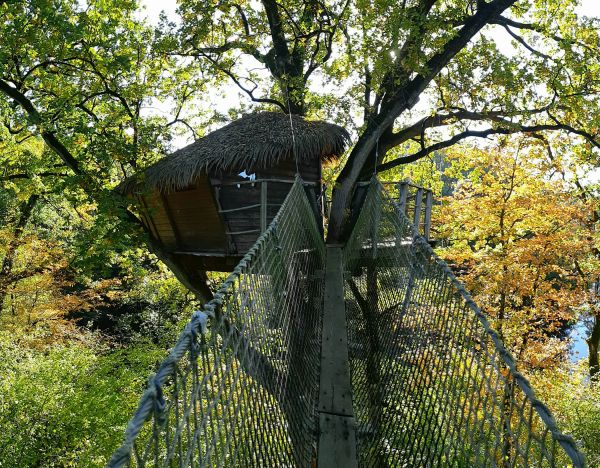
top-left (435, 144), bottom-right (597, 369)
top-left (0, 334), bottom-right (165, 467)
top-left (533, 364), bottom-right (600, 466)
top-left (0, 179), bottom-right (194, 466)
top-left (429, 143), bottom-right (600, 463)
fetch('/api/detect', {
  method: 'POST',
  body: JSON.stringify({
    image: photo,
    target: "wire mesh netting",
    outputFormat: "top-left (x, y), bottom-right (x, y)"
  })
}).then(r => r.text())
top-left (109, 178), bottom-right (325, 467)
top-left (111, 174), bottom-right (585, 468)
top-left (342, 178), bottom-right (584, 467)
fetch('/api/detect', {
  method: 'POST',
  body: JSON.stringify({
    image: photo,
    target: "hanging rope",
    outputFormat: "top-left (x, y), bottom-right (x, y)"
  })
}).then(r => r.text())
top-left (288, 109), bottom-right (300, 175)
top-left (285, 80), bottom-right (300, 175)
top-left (373, 137), bottom-right (379, 176)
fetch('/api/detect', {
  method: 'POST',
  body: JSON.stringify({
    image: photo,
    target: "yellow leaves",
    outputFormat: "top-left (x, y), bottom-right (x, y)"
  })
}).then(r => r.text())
top-left (522, 338), bottom-right (570, 370)
top-left (436, 143), bottom-right (596, 371)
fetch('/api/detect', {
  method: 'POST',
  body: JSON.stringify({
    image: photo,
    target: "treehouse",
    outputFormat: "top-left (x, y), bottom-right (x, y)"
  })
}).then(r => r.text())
top-left (117, 112), bottom-right (349, 298)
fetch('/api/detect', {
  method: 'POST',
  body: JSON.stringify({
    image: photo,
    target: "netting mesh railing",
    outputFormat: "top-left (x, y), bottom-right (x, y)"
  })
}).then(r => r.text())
top-left (109, 177), bottom-right (325, 467)
top-left (342, 178), bottom-right (585, 467)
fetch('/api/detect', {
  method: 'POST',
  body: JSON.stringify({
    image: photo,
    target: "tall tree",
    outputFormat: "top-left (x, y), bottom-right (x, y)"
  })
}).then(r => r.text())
top-left (0, 0), bottom-right (598, 284)
top-left (173, 0), bottom-right (600, 239)
top-left (437, 142), bottom-right (599, 374)
top-left (0, 0), bottom-right (213, 298)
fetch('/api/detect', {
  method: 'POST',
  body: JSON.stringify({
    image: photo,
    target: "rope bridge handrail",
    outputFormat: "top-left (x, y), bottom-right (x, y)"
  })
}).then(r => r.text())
top-left (109, 176), bottom-right (325, 467)
top-left (109, 175), bottom-right (585, 467)
top-left (342, 177), bottom-right (585, 467)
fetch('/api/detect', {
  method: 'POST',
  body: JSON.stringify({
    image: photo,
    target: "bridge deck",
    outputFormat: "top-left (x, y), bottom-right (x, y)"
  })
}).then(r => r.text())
top-left (317, 246), bottom-right (358, 467)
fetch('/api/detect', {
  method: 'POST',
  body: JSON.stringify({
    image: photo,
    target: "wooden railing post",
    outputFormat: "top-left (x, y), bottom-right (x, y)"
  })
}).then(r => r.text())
top-left (260, 180), bottom-right (268, 233)
top-left (424, 190), bottom-right (433, 241)
top-left (397, 182), bottom-right (408, 215)
top-left (413, 188), bottom-right (423, 235)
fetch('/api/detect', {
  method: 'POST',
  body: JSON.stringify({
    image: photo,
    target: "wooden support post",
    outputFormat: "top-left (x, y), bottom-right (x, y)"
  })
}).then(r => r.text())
top-left (393, 185), bottom-right (405, 248)
top-left (397, 181), bottom-right (408, 215)
top-left (413, 188), bottom-right (423, 235)
top-left (318, 246), bottom-right (358, 467)
top-left (304, 184), bottom-right (324, 236)
top-left (213, 186), bottom-right (236, 253)
top-left (424, 190), bottom-right (433, 241)
top-left (138, 195), bottom-right (162, 244)
top-left (260, 180), bottom-right (268, 233)
top-left (160, 193), bottom-right (184, 246)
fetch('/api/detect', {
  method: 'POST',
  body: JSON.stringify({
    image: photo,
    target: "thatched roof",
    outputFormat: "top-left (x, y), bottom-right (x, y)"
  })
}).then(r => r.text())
top-left (117, 112), bottom-right (349, 194)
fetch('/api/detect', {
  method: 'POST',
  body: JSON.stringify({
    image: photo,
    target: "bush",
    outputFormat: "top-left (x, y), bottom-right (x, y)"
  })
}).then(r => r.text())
top-left (533, 363), bottom-right (600, 466)
top-left (0, 335), bottom-right (165, 467)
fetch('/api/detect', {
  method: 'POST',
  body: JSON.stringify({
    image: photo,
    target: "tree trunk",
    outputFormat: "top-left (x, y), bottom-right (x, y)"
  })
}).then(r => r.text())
top-left (327, 132), bottom-right (381, 243)
top-left (146, 236), bottom-right (214, 303)
top-left (587, 313), bottom-right (600, 379)
top-left (327, 0), bottom-right (519, 242)
top-left (0, 194), bottom-right (39, 311)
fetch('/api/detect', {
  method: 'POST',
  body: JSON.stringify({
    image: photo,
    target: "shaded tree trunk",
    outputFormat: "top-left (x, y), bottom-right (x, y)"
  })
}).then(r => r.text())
top-left (327, 0), bottom-right (519, 242)
top-left (0, 194), bottom-right (39, 311)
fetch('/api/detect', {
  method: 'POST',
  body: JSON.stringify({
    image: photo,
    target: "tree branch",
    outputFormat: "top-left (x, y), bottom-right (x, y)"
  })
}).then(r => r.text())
top-left (491, 15), bottom-right (595, 54)
top-left (0, 79), bottom-right (83, 175)
top-left (382, 104), bottom-right (556, 150)
top-left (501, 24), bottom-right (552, 60)
top-left (233, 4), bottom-right (251, 36)
top-left (1, 171), bottom-right (69, 181)
top-left (302, 0), bottom-right (350, 82)
top-left (329, 0), bottom-right (519, 241)
top-left (202, 55), bottom-right (287, 112)
top-left (377, 122), bottom-right (600, 172)
top-left (339, 0), bottom-right (519, 180)
top-left (1, 62), bottom-right (218, 306)
top-left (261, 0), bottom-right (291, 74)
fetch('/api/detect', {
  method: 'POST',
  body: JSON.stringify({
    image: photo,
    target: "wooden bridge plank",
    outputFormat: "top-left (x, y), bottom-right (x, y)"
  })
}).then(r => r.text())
top-left (319, 246), bottom-right (353, 416)
top-left (318, 413), bottom-right (358, 468)
top-left (318, 246), bottom-right (358, 468)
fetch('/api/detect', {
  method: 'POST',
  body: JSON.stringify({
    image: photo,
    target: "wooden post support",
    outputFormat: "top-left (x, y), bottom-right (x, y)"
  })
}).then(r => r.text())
top-left (160, 193), bottom-right (184, 246)
top-left (138, 195), bottom-right (162, 244)
top-left (318, 246), bottom-right (358, 467)
top-left (413, 188), bottom-right (423, 235)
top-left (260, 180), bottom-right (268, 233)
top-left (397, 181), bottom-right (408, 215)
top-left (322, 186), bottom-right (329, 219)
top-left (424, 190), bottom-right (433, 241)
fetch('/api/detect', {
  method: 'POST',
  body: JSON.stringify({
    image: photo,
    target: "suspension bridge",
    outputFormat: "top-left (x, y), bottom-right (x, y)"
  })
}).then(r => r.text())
top-left (109, 177), bottom-right (585, 467)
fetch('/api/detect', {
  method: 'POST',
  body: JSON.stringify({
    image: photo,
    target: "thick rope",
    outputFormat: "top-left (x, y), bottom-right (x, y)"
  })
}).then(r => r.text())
top-left (109, 176), bottom-right (324, 467)
top-left (109, 176), bottom-right (584, 468)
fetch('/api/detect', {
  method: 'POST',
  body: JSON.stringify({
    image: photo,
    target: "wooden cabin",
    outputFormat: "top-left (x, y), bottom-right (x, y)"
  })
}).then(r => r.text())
top-left (117, 112), bottom-right (349, 299)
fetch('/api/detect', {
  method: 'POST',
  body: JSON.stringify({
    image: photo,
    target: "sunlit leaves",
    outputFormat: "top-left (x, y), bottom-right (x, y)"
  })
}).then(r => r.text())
top-left (436, 144), bottom-right (598, 369)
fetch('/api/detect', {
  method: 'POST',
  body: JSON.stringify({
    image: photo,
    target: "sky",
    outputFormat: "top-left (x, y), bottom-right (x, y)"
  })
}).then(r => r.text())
top-left (138, 0), bottom-right (600, 27)
top-left (136, 0), bottom-right (600, 153)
